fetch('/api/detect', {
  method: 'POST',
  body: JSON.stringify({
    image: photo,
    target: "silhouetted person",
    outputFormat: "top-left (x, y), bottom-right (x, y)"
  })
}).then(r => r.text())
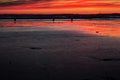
top-left (71, 18), bottom-right (73, 23)
top-left (14, 18), bottom-right (16, 23)
top-left (53, 18), bottom-right (55, 23)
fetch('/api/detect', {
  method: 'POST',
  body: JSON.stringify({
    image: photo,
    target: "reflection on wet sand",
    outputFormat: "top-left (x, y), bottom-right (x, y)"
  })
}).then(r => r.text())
top-left (0, 19), bottom-right (120, 37)
top-left (78, 20), bottom-right (120, 37)
top-left (0, 19), bottom-right (120, 80)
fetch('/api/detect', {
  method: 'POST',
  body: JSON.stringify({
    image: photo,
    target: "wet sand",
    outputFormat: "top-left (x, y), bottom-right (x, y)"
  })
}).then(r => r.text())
top-left (0, 20), bottom-right (120, 80)
top-left (0, 31), bottom-right (120, 80)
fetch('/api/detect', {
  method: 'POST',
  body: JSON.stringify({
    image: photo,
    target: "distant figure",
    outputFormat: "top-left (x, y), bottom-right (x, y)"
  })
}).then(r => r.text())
top-left (14, 18), bottom-right (16, 23)
top-left (71, 18), bottom-right (73, 22)
top-left (53, 18), bottom-right (55, 23)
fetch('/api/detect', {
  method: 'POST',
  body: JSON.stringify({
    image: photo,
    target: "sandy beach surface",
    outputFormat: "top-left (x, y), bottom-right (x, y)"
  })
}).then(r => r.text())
top-left (0, 19), bottom-right (120, 80)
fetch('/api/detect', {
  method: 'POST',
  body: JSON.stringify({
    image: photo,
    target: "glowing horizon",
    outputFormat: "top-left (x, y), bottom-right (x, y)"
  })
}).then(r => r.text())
top-left (0, 0), bottom-right (120, 14)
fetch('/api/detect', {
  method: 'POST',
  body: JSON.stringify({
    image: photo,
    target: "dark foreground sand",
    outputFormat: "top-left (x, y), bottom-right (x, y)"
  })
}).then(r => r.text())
top-left (0, 27), bottom-right (120, 80)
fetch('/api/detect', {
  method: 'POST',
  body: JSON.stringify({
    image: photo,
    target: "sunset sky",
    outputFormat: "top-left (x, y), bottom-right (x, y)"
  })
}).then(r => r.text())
top-left (0, 0), bottom-right (120, 14)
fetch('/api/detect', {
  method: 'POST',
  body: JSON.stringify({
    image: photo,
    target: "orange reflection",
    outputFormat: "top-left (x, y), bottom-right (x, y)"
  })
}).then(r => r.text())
top-left (0, 19), bottom-right (120, 37)
top-left (76, 20), bottom-right (120, 37)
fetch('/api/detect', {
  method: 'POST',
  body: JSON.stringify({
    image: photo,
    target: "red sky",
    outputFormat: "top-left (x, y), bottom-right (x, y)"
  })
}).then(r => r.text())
top-left (0, 0), bottom-right (120, 14)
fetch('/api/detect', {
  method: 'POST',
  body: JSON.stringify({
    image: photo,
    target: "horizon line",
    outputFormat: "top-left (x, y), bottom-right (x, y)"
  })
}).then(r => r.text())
top-left (0, 13), bottom-right (120, 15)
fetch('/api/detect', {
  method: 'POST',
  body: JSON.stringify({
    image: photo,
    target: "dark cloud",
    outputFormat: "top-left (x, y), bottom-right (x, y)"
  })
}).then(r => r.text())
top-left (0, 0), bottom-right (53, 6)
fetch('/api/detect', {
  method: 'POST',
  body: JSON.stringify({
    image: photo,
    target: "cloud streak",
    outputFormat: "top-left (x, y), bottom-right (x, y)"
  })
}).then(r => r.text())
top-left (0, 0), bottom-right (119, 7)
top-left (0, 0), bottom-right (119, 9)
top-left (0, 0), bottom-right (53, 6)
top-left (0, 0), bottom-right (120, 14)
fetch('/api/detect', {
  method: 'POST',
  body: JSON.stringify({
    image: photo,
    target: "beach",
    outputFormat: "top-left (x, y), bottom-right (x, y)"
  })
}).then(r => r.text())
top-left (0, 19), bottom-right (120, 80)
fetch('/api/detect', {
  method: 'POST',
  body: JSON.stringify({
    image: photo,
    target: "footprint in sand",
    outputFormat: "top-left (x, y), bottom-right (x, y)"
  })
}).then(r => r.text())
top-left (29, 47), bottom-right (42, 50)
